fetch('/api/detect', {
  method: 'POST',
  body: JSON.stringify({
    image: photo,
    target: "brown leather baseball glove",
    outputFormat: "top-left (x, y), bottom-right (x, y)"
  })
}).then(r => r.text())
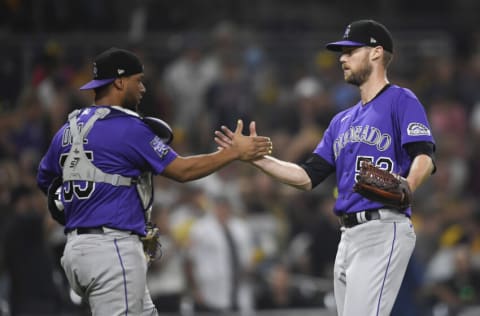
top-left (141, 222), bottom-right (162, 265)
top-left (353, 162), bottom-right (412, 210)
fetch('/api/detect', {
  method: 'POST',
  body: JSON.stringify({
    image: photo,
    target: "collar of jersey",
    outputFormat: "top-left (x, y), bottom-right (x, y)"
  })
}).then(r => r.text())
top-left (361, 83), bottom-right (391, 106)
top-left (110, 105), bottom-right (140, 118)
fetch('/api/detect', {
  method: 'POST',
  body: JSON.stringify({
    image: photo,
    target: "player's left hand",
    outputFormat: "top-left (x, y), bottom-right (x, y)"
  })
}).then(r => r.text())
top-left (215, 120), bottom-right (272, 160)
top-left (141, 222), bottom-right (162, 265)
top-left (353, 162), bottom-right (412, 210)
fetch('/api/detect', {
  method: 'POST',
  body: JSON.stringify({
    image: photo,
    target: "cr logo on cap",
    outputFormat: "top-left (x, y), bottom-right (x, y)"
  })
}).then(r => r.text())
top-left (343, 25), bottom-right (351, 39)
top-left (93, 63), bottom-right (98, 78)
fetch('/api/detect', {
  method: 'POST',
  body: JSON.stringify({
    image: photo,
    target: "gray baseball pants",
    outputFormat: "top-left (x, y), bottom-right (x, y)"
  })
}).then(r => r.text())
top-left (61, 227), bottom-right (158, 316)
top-left (333, 209), bottom-right (416, 316)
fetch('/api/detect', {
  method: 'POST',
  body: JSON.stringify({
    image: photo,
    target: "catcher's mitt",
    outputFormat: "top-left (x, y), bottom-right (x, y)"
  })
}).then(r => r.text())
top-left (353, 162), bottom-right (412, 210)
top-left (141, 222), bottom-right (162, 265)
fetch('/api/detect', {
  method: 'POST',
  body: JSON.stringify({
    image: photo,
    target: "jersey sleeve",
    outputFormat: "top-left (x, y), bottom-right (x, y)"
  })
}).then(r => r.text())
top-left (124, 121), bottom-right (178, 175)
top-left (396, 89), bottom-right (435, 147)
top-left (300, 153), bottom-right (335, 188)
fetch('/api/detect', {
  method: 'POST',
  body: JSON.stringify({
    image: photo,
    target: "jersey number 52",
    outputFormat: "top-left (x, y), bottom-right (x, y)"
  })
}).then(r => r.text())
top-left (355, 156), bottom-right (394, 182)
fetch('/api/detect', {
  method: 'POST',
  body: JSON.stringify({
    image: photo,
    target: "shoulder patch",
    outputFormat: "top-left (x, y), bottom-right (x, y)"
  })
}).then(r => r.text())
top-left (407, 122), bottom-right (431, 136)
top-left (150, 136), bottom-right (170, 159)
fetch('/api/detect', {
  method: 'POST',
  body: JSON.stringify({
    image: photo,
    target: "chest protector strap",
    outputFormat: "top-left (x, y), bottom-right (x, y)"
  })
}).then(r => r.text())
top-left (62, 108), bottom-right (133, 186)
top-left (62, 108), bottom-right (154, 211)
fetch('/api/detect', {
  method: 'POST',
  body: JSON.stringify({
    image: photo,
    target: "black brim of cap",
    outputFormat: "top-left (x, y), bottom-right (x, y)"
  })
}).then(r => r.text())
top-left (79, 78), bottom-right (115, 90)
top-left (326, 40), bottom-right (366, 51)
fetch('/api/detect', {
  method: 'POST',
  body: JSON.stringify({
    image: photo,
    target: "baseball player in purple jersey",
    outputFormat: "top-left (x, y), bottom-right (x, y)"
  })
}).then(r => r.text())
top-left (215, 20), bottom-right (436, 315)
top-left (36, 47), bottom-right (272, 315)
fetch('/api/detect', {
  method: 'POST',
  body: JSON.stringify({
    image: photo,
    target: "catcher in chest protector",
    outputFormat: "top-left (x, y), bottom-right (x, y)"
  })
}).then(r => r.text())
top-left (36, 47), bottom-right (272, 316)
top-left (214, 19), bottom-right (436, 316)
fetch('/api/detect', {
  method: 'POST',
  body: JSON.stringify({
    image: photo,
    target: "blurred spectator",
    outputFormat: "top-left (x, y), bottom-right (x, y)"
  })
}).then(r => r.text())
top-left (0, 47), bottom-right (22, 111)
top-left (9, 89), bottom-right (50, 158)
top-left (467, 102), bottom-right (480, 196)
top-left (419, 56), bottom-right (459, 105)
top-left (429, 98), bottom-right (468, 157)
top-left (186, 194), bottom-right (255, 314)
top-left (241, 170), bottom-right (294, 261)
top-left (2, 9), bottom-right (480, 314)
top-left (162, 33), bottom-right (218, 150)
top-left (256, 261), bottom-right (322, 310)
top-left (206, 52), bottom-right (255, 135)
top-left (391, 255), bottom-right (426, 316)
top-left (147, 204), bottom-right (187, 313)
top-left (306, 197), bottom-right (340, 279)
top-left (426, 244), bottom-right (480, 315)
top-left (456, 54), bottom-right (480, 114)
top-left (268, 75), bottom-right (336, 164)
top-left (1, 186), bottom-right (62, 315)
top-left (203, 20), bottom-right (239, 81)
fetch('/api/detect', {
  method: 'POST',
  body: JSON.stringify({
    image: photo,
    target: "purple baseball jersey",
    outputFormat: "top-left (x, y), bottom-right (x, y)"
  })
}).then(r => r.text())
top-left (313, 85), bottom-right (435, 215)
top-left (37, 106), bottom-right (178, 235)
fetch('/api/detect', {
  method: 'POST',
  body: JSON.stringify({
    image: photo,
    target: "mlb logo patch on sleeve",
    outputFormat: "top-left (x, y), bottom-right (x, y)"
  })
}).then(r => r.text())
top-left (150, 136), bottom-right (170, 159)
top-left (407, 122), bottom-right (431, 136)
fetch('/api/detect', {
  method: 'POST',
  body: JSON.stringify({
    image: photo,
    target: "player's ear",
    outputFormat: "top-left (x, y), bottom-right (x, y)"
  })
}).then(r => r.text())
top-left (370, 46), bottom-right (383, 62)
top-left (113, 78), bottom-right (124, 90)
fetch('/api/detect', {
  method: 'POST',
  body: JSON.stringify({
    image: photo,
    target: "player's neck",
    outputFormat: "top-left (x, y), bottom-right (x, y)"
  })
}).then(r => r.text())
top-left (359, 73), bottom-right (389, 105)
top-left (94, 94), bottom-right (122, 107)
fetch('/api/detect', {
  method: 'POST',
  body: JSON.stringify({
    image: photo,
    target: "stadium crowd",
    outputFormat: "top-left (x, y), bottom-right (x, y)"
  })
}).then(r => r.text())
top-left (1, 12), bottom-right (480, 316)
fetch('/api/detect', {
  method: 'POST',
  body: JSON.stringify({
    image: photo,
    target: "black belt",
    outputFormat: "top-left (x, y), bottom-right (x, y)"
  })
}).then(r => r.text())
top-left (338, 209), bottom-right (381, 228)
top-left (72, 226), bottom-right (138, 236)
top-left (75, 227), bottom-right (105, 234)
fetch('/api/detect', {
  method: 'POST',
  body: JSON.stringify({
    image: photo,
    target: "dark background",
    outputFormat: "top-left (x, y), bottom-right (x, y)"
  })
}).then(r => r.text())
top-left (0, 1), bottom-right (480, 316)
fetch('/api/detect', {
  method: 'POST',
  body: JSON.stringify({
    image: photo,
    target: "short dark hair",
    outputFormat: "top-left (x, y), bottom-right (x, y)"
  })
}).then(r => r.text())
top-left (382, 51), bottom-right (393, 68)
top-left (93, 82), bottom-right (113, 99)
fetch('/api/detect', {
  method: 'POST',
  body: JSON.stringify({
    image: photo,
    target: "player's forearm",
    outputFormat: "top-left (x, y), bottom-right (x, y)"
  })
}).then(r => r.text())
top-left (406, 154), bottom-right (434, 192)
top-left (164, 149), bottom-right (238, 182)
top-left (251, 156), bottom-right (312, 190)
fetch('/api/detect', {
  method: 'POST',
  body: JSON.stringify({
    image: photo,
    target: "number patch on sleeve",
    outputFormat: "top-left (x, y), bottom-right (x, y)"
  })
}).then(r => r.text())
top-left (150, 136), bottom-right (170, 159)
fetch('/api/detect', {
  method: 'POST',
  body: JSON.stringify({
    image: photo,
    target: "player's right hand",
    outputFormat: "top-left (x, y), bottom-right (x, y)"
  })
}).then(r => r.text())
top-left (214, 120), bottom-right (272, 160)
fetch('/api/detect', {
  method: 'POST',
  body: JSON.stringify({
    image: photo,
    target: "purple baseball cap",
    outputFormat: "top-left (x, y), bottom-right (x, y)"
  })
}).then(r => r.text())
top-left (326, 20), bottom-right (393, 53)
top-left (80, 47), bottom-right (144, 90)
